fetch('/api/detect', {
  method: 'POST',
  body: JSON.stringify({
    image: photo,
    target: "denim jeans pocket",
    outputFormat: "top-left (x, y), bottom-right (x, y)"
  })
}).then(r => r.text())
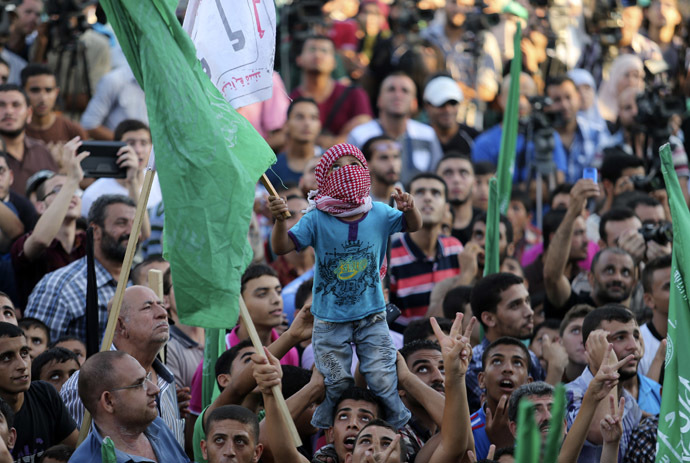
top-left (314, 319), bottom-right (338, 334)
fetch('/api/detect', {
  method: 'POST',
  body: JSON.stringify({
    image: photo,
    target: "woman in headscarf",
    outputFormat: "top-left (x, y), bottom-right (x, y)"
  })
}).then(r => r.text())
top-left (597, 54), bottom-right (645, 124)
top-left (568, 68), bottom-right (606, 131)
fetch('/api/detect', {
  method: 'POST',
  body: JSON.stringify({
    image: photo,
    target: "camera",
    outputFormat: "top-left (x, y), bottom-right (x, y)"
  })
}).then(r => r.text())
top-left (629, 174), bottom-right (664, 193)
top-left (586, 0), bottom-right (624, 47)
top-left (638, 222), bottom-right (673, 246)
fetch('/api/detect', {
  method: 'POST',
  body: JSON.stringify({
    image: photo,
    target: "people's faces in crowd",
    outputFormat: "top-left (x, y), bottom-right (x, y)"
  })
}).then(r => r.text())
top-left (346, 425), bottom-right (403, 463)
top-left (621, 6), bottom-right (644, 43)
top-left (0, 63), bottom-right (9, 85)
top-left (635, 203), bottom-right (665, 227)
top-left (437, 157), bottom-right (474, 206)
top-left (405, 348), bottom-right (445, 394)
top-left (646, 0), bottom-right (681, 31)
top-left (598, 318), bottom-right (642, 381)
top-left (0, 90), bottom-right (31, 138)
top-left (588, 252), bottom-right (636, 304)
top-left (546, 80), bottom-right (580, 126)
top-left (473, 173), bottom-right (492, 211)
top-left (643, 266), bottom-right (671, 315)
top-left (478, 344), bottom-right (532, 404)
top-left (482, 283), bottom-right (534, 340)
top-left (284, 196), bottom-right (308, 230)
top-left (0, 297), bottom-right (17, 326)
top-left (471, 221), bottom-right (510, 265)
top-left (119, 286), bottom-right (169, 346)
top-left (506, 199), bottom-right (529, 239)
top-left (286, 101), bottom-right (321, 144)
top-left (368, 141), bottom-right (402, 187)
top-left (500, 257), bottom-right (525, 282)
top-left (21, 325), bottom-right (48, 359)
top-left (511, 394), bottom-right (560, 439)
top-left (297, 38), bottom-right (336, 75)
top-left (25, 74), bottom-right (59, 118)
top-left (326, 399), bottom-right (379, 460)
top-left (0, 157), bottom-right (12, 201)
top-left (445, 0), bottom-right (474, 28)
top-left (377, 75), bottom-right (417, 118)
top-left (121, 129), bottom-right (153, 169)
top-left (201, 418), bottom-right (262, 463)
top-left (530, 326), bottom-right (560, 371)
top-left (561, 317), bottom-right (587, 366)
top-left (0, 334), bottom-right (31, 395)
top-left (38, 358), bottom-right (80, 392)
top-left (299, 156), bottom-right (321, 196)
top-left (601, 215), bottom-right (642, 248)
top-left (410, 177), bottom-right (447, 227)
top-left (37, 174), bottom-right (82, 220)
top-left (617, 87), bottom-right (641, 129)
top-left (426, 99), bottom-right (460, 131)
top-left (96, 202), bottom-right (137, 262)
top-left (54, 339), bottom-right (86, 365)
top-left (0, 407), bottom-right (15, 453)
top-left (14, 0), bottom-right (43, 35)
top-left (107, 355), bottom-right (161, 428)
top-left (499, 73), bottom-right (537, 117)
top-left (242, 274), bottom-right (284, 331)
top-left (217, 345), bottom-right (257, 391)
top-left (576, 83), bottom-right (595, 111)
top-left (569, 216), bottom-right (589, 262)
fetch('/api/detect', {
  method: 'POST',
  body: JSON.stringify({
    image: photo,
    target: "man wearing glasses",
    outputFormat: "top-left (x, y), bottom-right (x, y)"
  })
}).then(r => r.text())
top-left (71, 350), bottom-right (190, 463)
top-left (10, 138), bottom-right (88, 309)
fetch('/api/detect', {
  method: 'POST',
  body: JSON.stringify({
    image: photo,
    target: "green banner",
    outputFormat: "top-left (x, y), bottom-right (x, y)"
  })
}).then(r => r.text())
top-left (484, 177), bottom-right (499, 276)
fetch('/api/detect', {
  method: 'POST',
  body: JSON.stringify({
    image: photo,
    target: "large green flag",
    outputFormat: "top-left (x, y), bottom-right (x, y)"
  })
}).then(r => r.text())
top-left (496, 22), bottom-right (522, 215)
top-left (542, 384), bottom-right (566, 463)
top-left (656, 143), bottom-right (690, 461)
top-left (484, 177), bottom-right (499, 276)
top-left (99, 0), bottom-right (275, 328)
top-left (515, 397), bottom-right (541, 463)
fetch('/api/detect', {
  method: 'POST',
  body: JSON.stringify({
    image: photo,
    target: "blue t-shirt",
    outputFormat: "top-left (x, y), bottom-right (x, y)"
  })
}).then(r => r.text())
top-left (470, 405), bottom-right (492, 460)
top-left (287, 202), bottom-right (404, 322)
top-left (471, 124), bottom-right (568, 183)
top-left (637, 371), bottom-right (661, 415)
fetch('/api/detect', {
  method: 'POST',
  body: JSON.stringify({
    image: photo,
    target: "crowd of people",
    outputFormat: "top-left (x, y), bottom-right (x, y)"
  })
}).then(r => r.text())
top-left (0, 0), bottom-right (688, 462)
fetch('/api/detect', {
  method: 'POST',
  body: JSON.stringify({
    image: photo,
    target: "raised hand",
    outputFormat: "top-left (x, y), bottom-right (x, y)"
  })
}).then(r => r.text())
top-left (600, 395), bottom-right (625, 444)
top-left (485, 394), bottom-right (514, 449)
top-left (362, 434), bottom-right (401, 463)
top-left (584, 329), bottom-right (611, 375)
top-left (251, 347), bottom-right (283, 395)
top-left (391, 186), bottom-right (415, 212)
top-left (569, 178), bottom-right (600, 213)
top-left (267, 195), bottom-right (289, 221)
top-left (587, 344), bottom-right (633, 402)
top-left (287, 303), bottom-right (314, 342)
top-left (541, 334), bottom-right (569, 371)
top-left (431, 313), bottom-right (476, 377)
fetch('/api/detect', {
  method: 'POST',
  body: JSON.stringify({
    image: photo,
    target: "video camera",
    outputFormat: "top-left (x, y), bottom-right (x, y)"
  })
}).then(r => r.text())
top-left (0, 1), bottom-right (18, 44)
top-left (44, 0), bottom-right (94, 49)
top-left (390, 0), bottom-right (435, 34)
top-left (638, 222), bottom-right (673, 246)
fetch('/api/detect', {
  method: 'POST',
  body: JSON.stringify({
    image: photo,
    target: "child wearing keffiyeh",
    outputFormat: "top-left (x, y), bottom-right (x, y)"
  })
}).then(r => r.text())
top-left (269, 143), bottom-right (422, 429)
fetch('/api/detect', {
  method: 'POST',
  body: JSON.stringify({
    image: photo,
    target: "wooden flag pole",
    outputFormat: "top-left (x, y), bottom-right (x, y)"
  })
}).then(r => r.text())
top-left (260, 173), bottom-right (291, 219)
top-left (77, 168), bottom-right (156, 444)
top-left (239, 295), bottom-right (302, 447)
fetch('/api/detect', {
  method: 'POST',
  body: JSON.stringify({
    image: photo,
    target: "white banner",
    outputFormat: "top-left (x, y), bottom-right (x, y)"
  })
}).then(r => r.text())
top-left (183, 0), bottom-right (276, 108)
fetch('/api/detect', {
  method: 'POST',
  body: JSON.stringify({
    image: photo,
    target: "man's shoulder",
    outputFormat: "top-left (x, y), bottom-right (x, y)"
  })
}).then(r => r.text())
top-left (348, 120), bottom-right (381, 141)
top-left (406, 119), bottom-right (437, 140)
top-left (38, 257), bottom-right (88, 286)
top-left (438, 235), bottom-right (463, 255)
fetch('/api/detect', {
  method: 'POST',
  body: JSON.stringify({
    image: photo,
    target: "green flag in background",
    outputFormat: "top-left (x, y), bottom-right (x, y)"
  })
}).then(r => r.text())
top-left (496, 21), bottom-right (522, 215)
top-left (98, 0), bottom-right (275, 328)
top-left (515, 397), bottom-right (541, 463)
top-left (656, 143), bottom-right (690, 461)
top-left (542, 384), bottom-right (566, 463)
top-left (484, 177), bottom-right (499, 276)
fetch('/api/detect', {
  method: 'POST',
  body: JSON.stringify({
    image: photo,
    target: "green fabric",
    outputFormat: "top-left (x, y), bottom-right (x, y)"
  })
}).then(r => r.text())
top-left (496, 22), bottom-right (522, 215)
top-left (193, 405), bottom-right (211, 463)
top-left (656, 143), bottom-right (690, 461)
top-left (101, 437), bottom-right (117, 463)
top-left (502, 1), bottom-right (528, 19)
top-left (514, 398), bottom-right (541, 463)
top-left (202, 328), bottom-right (225, 409)
top-left (484, 177), bottom-right (499, 277)
top-left (542, 384), bottom-right (566, 463)
top-left (99, 0), bottom-right (276, 329)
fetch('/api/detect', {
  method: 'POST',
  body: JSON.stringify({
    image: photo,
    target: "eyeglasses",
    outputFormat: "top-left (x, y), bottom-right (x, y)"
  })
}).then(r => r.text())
top-left (41, 184), bottom-right (84, 201)
top-left (109, 372), bottom-right (155, 393)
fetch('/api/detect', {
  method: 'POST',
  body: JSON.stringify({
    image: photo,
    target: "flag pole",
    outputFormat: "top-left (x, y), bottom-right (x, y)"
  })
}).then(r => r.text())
top-left (77, 167), bottom-right (156, 444)
top-left (260, 174), bottom-right (291, 219)
top-left (239, 295), bottom-right (302, 447)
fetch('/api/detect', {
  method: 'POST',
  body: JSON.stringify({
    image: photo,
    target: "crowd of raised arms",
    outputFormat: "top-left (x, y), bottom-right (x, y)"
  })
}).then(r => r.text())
top-left (0, 0), bottom-right (687, 461)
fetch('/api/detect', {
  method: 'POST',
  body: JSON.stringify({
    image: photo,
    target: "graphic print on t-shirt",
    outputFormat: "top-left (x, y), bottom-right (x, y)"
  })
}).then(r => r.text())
top-left (316, 240), bottom-right (378, 305)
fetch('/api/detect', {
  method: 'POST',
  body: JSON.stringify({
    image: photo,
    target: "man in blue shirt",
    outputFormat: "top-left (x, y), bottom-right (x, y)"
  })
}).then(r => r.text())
top-left (69, 350), bottom-right (190, 463)
top-left (472, 73), bottom-right (568, 185)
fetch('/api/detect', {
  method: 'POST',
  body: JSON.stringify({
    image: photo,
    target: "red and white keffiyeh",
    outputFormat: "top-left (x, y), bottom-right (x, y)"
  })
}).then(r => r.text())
top-left (306, 143), bottom-right (373, 217)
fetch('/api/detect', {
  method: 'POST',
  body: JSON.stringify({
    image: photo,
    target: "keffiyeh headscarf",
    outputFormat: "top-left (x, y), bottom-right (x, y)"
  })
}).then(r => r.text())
top-left (306, 143), bottom-right (373, 217)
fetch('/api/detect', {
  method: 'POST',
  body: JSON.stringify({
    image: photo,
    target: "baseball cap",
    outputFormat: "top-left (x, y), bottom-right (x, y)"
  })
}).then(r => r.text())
top-left (25, 169), bottom-right (55, 198)
top-left (423, 76), bottom-right (463, 107)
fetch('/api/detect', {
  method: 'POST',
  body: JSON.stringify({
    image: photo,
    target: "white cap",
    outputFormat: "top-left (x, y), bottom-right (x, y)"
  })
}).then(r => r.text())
top-left (423, 76), bottom-right (463, 107)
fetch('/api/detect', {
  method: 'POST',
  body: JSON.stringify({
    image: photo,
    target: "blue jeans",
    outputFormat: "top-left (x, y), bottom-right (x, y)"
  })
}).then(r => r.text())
top-left (310, 311), bottom-right (411, 429)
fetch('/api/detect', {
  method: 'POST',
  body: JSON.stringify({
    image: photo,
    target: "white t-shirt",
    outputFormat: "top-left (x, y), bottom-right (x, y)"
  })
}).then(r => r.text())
top-left (639, 322), bottom-right (662, 377)
top-left (81, 172), bottom-right (162, 218)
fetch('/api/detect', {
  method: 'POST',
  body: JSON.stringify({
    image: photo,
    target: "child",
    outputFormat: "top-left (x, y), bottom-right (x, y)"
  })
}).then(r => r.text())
top-left (18, 317), bottom-right (50, 359)
top-left (269, 143), bottom-right (422, 429)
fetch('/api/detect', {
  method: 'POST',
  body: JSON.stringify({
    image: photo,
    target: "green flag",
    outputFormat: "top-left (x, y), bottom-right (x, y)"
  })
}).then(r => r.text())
top-left (496, 22), bottom-right (522, 215)
top-left (99, 0), bottom-right (275, 328)
top-left (542, 384), bottom-right (566, 463)
top-left (515, 397), bottom-right (541, 463)
top-left (484, 177), bottom-right (499, 276)
top-left (202, 328), bottom-right (226, 408)
top-left (101, 437), bottom-right (117, 463)
top-left (656, 143), bottom-right (690, 461)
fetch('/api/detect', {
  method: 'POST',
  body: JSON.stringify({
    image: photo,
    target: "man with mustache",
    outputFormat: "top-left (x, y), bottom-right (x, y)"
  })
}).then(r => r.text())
top-left (362, 135), bottom-right (402, 205)
top-left (70, 351), bottom-right (190, 463)
top-left (0, 84), bottom-right (57, 195)
top-left (25, 194), bottom-right (136, 344)
top-left (60, 285), bottom-right (185, 446)
top-left (507, 382), bottom-right (564, 442)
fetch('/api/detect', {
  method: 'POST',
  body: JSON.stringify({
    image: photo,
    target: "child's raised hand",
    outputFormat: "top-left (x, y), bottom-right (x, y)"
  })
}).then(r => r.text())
top-left (267, 195), bottom-right (289, 221)
top-left (392, 187), bottom-right (414, 212)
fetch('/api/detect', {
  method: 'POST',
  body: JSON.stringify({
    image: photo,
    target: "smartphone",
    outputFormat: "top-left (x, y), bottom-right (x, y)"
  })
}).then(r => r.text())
top-left (385, 302), bottom-right (402, 325)
top-left (79, 141), bottom-right (128, 178)
top-left (583, 167), bottom-right (598, 184)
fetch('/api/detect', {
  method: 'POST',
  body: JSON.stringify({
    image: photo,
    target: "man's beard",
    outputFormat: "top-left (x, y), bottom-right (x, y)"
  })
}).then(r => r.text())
top-left (448, 191), bottom-right (472, 207)
top-left (618, 367), bottom-right (637, 381)
top-left (100, 229), bottom-right (130, 262)
top-left (373, 171), bottom-right (399, 187)
top-left (594, 283), bottom-right (631, 304)
top-left (0, 122), bottom-right (26, 139)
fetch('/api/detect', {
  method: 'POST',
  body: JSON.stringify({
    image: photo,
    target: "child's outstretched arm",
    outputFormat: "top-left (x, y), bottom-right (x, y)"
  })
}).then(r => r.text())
top-left (392, 187), bottom-right (422, 232)
top-left (268, 195), bottom-right (296, 255)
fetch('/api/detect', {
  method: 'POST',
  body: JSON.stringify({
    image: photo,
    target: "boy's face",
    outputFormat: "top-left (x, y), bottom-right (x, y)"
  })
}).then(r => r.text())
top-left (561, 317), bottom-right (586, 365)
top-left (22, 326), bottom-right (48, 359)
top-left (55, 339), bottom-right (86, 365)
top-left (328, 155), bottom-right (364, 175)
top-left (0, 335), bottom-right (31, 395)
top-left (0, 297), bottom-right (17, 326)
top-left (478, 344), bottom-right (531, 404)
top-left (39, 358), bottom-right (80, 393)
top-left (242, 275), bottom-right (284, 330)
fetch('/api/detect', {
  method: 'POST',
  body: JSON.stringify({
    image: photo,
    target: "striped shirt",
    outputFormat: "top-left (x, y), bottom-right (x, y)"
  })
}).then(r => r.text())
top-left (60, 346), bottom-right (185, 447)
top-left (25, 257), bottom-right (120, 344)
top-left (389, 233), bottom-right (462, 319)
